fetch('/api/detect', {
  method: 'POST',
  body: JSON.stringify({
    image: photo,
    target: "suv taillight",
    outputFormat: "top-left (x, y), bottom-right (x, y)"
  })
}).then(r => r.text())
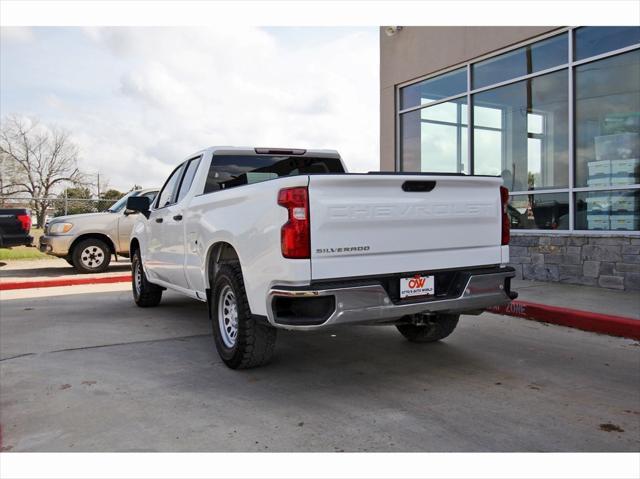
top-left (278, 187), bottom-right (310, 259)
top-left (500, 186), bottom-right (510, 246)
top-left (17, 213), bottom-right (31, 233)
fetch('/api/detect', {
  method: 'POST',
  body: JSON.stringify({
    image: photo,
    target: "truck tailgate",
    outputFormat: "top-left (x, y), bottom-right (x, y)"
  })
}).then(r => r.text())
top-left (308, 174), bottom-right (505, 280)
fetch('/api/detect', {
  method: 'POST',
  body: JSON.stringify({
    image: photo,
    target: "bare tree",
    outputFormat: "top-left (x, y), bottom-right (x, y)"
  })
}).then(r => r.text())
top-left (0, 116), bottom-right (84, 227)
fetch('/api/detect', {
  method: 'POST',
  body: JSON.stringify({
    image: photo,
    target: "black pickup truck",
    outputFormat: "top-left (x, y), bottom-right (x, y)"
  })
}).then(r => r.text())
top-left (0, 208), bottom-right (34, 248)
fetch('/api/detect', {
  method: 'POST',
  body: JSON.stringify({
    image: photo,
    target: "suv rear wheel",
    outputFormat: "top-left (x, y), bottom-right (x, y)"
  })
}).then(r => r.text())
top-left (396, 313), bottom-right (460, 343)
top-left (71, 238), bottom-right (111, 274)
top-left (211, 263), bottom-right (277, 369)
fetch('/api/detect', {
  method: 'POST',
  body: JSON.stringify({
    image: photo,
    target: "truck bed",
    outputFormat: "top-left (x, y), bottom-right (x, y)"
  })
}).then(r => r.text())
top-left (0, 209), bottom-right (33, 248)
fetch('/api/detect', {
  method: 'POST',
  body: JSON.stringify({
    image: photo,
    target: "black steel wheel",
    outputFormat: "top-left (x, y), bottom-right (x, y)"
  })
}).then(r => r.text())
top-left (132, 249), bottom-right (162, 307)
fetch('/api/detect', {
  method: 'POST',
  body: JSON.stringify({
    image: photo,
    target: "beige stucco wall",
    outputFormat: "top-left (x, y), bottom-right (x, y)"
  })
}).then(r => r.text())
top-left (380, 26), bottom-right (562, 171)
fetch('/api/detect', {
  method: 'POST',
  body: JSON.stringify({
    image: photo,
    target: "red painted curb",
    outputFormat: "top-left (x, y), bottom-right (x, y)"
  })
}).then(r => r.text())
top-left (0, 274), bottom-right (132, 291)
top-left (488, 300), bottom-right (640, 340)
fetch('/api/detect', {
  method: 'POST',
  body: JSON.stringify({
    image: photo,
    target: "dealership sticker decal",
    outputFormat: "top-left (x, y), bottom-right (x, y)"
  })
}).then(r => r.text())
top-left (400, 274), bottom-right (435, 298)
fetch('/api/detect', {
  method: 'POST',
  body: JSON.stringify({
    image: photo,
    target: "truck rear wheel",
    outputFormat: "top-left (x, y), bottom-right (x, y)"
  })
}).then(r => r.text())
top-left (396, 313), bottom-right (460, 343)
top-left (131, 249), bottom-right (162, 307)
top-left (211, 263), bottom-right (277, 369)
top-left (71, 238), bottom-right (111, 274)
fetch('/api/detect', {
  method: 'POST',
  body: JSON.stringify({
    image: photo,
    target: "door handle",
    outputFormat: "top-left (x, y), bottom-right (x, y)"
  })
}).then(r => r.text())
top-left (155, 218), bottom-right (163, 223)
top-left (173, 214), bottom-right (183, 221)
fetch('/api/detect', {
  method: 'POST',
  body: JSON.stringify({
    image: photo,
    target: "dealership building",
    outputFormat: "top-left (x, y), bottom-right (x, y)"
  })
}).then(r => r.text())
top-left (380, 26), bottom-right (640, 290)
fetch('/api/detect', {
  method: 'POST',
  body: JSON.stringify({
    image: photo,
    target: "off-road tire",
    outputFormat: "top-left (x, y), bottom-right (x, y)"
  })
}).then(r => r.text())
top-left (71, 238), bottom-right (112, 274)
top-left (211, 263), bottom-right (277, 369)
top-left (131, 249), bottom-right (162, 307)
top-left (396, 313), bottom-right (460, 343)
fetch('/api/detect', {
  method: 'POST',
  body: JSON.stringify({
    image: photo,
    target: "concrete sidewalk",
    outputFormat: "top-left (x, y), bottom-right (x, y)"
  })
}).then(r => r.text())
top-left (0, 258), bottom-right (131, 280)
top-left (487, 279), bottom-right (640, 340)
top-left (0, 258), bottom-right (132, 291)
top-left (512, 279), bottom-right (640, 320)
top-left (0, 259), bottom-right (132, 292)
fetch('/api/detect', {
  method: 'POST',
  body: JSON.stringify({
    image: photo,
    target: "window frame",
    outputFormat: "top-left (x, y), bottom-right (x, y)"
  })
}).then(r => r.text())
top-left (395, 26), bottom-right (640, 235)
top-left (174, 156), bottom-right (202, 204)
top-left (414, 97), bottom-right (468, 174)
top-left (154, 155), bottom-right (203, 210)
top-left (154, 162), bottom-right (187, 210)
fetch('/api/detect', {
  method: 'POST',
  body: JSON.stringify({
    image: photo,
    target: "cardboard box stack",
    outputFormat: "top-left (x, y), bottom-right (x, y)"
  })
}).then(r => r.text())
top-left (587, 113), bottom-right (639, 231)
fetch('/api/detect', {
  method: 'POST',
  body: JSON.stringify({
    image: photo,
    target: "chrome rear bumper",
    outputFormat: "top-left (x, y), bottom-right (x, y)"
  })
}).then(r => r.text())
top-left (266, 268), bottom-right (516, 330)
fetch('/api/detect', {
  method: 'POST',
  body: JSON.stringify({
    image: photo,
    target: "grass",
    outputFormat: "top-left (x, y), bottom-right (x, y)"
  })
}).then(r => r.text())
top-left (0, 228), bottom-right (50, 261)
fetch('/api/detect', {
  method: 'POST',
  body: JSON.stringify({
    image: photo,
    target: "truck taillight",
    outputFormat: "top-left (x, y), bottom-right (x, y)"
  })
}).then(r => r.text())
top-left (500, 186), bottom-right (510, 246)
top-left (17, 213), bottom-right (31, 233)
top-left (278, 187), bottom-right (310, 259)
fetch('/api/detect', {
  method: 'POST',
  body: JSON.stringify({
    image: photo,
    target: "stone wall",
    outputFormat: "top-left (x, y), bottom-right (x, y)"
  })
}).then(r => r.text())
top-left (509, 234), bottom-right (640, 291)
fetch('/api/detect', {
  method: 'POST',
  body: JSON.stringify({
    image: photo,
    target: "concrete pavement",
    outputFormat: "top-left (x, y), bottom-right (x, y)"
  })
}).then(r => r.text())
top-left (1, 287), bottom-right (639, 452)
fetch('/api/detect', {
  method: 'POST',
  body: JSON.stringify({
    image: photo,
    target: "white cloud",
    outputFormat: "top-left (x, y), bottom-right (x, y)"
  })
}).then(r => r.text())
top-left (0, 27), bottom-right (34, 43)
top-left (48, 26), bottom-right (380, 190)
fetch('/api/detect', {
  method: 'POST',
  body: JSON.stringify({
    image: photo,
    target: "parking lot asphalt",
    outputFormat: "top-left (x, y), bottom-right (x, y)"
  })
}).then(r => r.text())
top-left (1, 287), bottom-right (639, 452)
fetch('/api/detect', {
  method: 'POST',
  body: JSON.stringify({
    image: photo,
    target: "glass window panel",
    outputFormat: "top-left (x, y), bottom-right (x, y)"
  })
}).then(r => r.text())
top-left (400, 68), bottom-right (467, 109)
top-left (575, 50), bottom-right (640, 188)
top-left (575, 27), bottom-right (640, 61)
top-left (575, 190), bottom-right (640, 231)
top-left (421, 100), bottom-right (468, 124)
top-left (400, 97), bottom-right (468, 173)
top-left (474, 105), bottom-right (502, 129)
top-left (527, 137), bottom-right (542, 186)
top-left (108, 190), bottom-right (138, 213)
top-left (203, 156), bottom-right (345, 193)
top-left (472, 69), bottom-right (568, 190)
top-left (472, 33), bottom-right (567, 89)
top-left (528, 113), bottom-right (544, 134)
top-left (156, 163), bottom-right (186, 209)
top-left (474, 129), bottom-right (502, 175)
top-left (176, 158), bottom-right (201, 203)
top-left (508, 193), bottom-right (569, 230)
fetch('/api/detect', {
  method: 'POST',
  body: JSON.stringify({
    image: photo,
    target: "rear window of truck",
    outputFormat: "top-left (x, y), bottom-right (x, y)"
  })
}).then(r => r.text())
top-left (203, 155), bottom-right (345, 194)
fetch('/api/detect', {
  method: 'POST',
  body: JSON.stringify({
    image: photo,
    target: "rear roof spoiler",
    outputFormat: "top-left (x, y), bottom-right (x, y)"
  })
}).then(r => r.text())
top-left (254, 148), bottom-right (306, 155)
top-left (367, 171), bottom-right (467, 176)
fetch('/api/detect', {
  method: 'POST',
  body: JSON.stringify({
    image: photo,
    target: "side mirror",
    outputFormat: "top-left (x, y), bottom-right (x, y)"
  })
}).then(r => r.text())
top-left (126, 196), bottom-right (151, 219)
top-left (123, 209), bottom-right (138, 216)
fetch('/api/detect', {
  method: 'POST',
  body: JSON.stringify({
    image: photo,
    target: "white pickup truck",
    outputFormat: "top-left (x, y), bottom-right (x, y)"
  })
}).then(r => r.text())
top-left (127, 147), bottom-right (517, 369)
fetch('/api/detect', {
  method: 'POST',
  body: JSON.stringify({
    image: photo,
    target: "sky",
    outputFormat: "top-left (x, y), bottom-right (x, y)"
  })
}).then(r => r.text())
top-left (0, 26), bottom-right (379, 192)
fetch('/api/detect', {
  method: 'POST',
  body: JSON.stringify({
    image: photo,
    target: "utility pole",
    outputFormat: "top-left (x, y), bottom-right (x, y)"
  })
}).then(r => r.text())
top-left (0, 156), bottom-right (5, 207)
